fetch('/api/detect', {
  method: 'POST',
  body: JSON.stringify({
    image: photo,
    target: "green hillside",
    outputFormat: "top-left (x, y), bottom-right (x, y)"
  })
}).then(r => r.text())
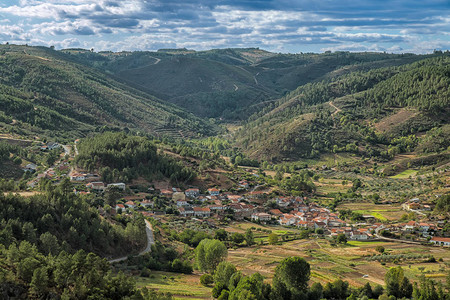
top-left (234, 55), bottom-right (450, 162)
top-left (68, 49), bottom-right (432, 120)
top-left (0, 44), bottom-right (216, 140)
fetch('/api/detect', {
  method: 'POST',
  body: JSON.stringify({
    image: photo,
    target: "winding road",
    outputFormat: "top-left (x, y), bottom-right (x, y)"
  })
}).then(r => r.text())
top-left (109, 219), bottom-right (155, 263)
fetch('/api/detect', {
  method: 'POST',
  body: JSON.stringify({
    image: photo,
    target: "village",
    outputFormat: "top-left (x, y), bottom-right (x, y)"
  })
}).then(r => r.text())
top-left (20, 139), bottom-right (450, 248)
top-left (65, 172), bottom-right (450, 247)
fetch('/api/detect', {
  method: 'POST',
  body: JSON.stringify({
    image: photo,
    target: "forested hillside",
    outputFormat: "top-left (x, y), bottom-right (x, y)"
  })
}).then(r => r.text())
top-left (0, 180), bottom-right (145, 257)
top-left (75, 132), bottom-right (196, 184)
top-left (68, 49), bottom-right (431, 120)
top-left (0, 44), bottom-right (216, 140)
top-left (235, 55), bottom-right (450, 161)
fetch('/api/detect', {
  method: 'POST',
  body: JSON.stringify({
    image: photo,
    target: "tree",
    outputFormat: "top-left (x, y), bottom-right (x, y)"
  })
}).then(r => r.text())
top-left (336, 233), bottom-right (347, 244)
top-left (30, 267), bottom-right (48, 297)
top-left (229, 273), bottom-right (271, 300)
top-left (214, 262), bottom-right (237, 287)
top-left (245, 229), bottom-right (255, 246)
top-left (200, 274), bottom-right (214, 286)
top-left (385, 266), bottom-right (412, 298)
top-left (323, 279), bottom-right (350, 300)
top-left (231, 232), bottom-right (245, 244)
top-left (272, 257), bottom-right (311, 298)
top-left (375, 245), bottom-right (385, 254)
top-left (214, 229), bottom-right (228, 241)
top-left (268, 233), bottom-right (278, 245)
top-left (309, 282), bottom-right (323, 300)
top-left (195, 239), bottom-right (227, 273)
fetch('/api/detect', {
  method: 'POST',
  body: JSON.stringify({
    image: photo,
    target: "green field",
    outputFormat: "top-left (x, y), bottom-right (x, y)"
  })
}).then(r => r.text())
top-left (390, 169), bottom-right (418, 179)
top-left (136, 271), bottom-right (212, 300)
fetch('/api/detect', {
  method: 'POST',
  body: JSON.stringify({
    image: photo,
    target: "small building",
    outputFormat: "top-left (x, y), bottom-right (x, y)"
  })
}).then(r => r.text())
top-left (179, 206), bottom-right (194, 217)
top-left (193, 207), bottom-right (211, 218)
top-left (208, 188), bottom-right (220, 196)
top-left (269, 209), bottom-right (283, 217)
top-left (107, 183), bottom-right (126, 191)
top-left (47, 142), bottom-right (60, 150)
top-left (239, 181), bottom-right (249, 189)
top-left (350, 231), bottom-right (369, 240)
top-left (185, 188), bottom-right (200, 198)
top-left (23, 163), bottom-right (37, 173)
top-left (430, 237), bottom-right (450, 246)
top-left (125, 201), bottom-right (136, 209)
top-left (115, 204), bottom-right (125, 211)
top-left (251, 212), bottom-right (271, 222)
top-left (176, 199), bottom-right (188, 207)
top-left (70, 173), bottom-right (86, 181)
top-left (160, 189), bottom-right (173, 197)
top-left (140, 200), bottom-right (154, 208)
top-left (86, 182), bottom-right (105, 191)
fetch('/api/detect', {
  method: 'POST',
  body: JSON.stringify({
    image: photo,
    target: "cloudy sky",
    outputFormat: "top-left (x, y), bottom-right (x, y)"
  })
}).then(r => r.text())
top-left (1, 0), bottom-right (449, 53)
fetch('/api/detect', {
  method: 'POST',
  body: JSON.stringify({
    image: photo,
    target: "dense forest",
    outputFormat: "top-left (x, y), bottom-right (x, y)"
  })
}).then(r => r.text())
top-left (75, 132), bottom-right (196, 184)
top-left (0, 179), bottom-right (145, 257)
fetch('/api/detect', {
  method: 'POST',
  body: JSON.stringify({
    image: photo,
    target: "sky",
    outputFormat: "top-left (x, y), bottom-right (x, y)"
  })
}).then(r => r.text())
top-left (0, 0), bottom-right (449, 54)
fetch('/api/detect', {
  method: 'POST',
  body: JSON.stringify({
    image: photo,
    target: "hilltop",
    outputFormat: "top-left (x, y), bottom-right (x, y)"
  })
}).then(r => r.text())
top-left (65, 48), bottom-right (433, 121)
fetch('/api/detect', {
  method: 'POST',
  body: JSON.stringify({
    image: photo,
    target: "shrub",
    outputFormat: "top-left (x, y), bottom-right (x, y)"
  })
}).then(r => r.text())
top-left (200, 274), bottom-right (214, 286)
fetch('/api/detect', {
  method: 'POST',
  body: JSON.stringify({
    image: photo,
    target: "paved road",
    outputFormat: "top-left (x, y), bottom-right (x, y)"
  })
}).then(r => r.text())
top-left (109, 219), bottom-right (155, 263)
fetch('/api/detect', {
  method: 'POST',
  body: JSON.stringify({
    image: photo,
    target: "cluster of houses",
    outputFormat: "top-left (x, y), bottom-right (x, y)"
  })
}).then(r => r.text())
top-left (401, 198), bottom-right (433, 212)
top-left (154, 187), bottom-right (374, 241)
top-left (26, 161), bottom-right (71, 188)
top-left (140, 186), bottom-right (448, 245)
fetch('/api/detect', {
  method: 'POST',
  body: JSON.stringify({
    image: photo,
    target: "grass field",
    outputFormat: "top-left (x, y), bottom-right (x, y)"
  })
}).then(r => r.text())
top-left (135, 271), bottom-right (211, 300)
top-left (390, 169), bottom-right (418, 179)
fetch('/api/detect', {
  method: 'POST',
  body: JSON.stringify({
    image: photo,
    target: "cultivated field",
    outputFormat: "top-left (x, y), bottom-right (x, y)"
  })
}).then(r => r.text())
top-left (227, 238), bottom-right (450, 288)
top-left (337, 203), bottom-right (405, 221)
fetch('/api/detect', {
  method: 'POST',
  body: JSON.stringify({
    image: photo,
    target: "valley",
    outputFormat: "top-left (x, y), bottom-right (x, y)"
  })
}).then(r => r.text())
top-left (0, 45), bottom-right (449, 300)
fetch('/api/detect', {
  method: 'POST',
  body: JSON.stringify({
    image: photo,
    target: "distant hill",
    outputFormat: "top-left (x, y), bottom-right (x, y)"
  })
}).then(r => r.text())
top-left (0, 44), bottom-right (217, 140)
top-left (233, 54), bottom-right (450, 162)
top-left (67, 49), bottom-right (433, 120)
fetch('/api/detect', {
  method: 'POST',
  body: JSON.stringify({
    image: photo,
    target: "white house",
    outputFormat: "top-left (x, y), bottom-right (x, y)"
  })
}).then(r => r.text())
top-left (208, 188), bottom-right (220, 196)
top-left (430, 237), bottom-right (450, 246)
top-left (86, 182), bottom-right (105, 191)
top-left (140, 200), bottom-right (154, 208)
top-left (115, 204), bottom-right (125, 211)
top-left (350, 231), bottom-right (369, 240)
top-left (179, 206), bottom-right (194, 217)
top-left (176, 199), bottom-right (188, 207)
top-left (185, 188), bottom-right (200, 198)
top-left (70, 173), bottom-right (86, 181)
top-left (193, 207), bottom-right (211, 218)
top-left (251, 213), bottom-right (271, 222)
top-left (125, 201), bottom-right (136, 209)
